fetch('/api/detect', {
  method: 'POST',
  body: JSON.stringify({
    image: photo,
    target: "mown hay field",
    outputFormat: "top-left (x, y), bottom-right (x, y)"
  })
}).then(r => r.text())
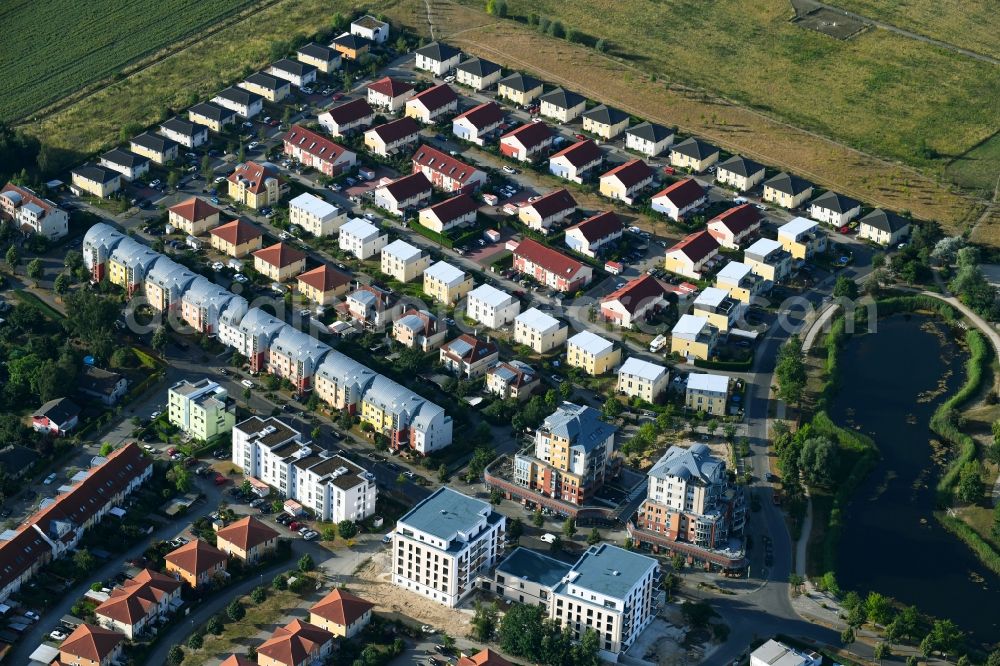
top-left (0, 0), bottom-right (256, 123)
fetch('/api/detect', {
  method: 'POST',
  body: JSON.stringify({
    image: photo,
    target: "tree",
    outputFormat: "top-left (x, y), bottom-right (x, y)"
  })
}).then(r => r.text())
top-left (671, 552), bottom-right (685, 572)
top-left (100, 442), bottom-right (114, 456)
top-left (549, 534), bottom-right (562, 551)
top-left (188, 633), bottom-right (203, 649)
top-left (167, 464), bottom-right (192, 493)
top-left (798, 436), bottom-right (839, 487)
top-left (207, 616), bottom-right (223, 635)
top-left (986, 649), bottom-right (1000, 666)
top-left (226, 599), bottom-right (245, 621)
top-left (298, 553), bottom-right (314, 572)
top-left (788, 573), bottom-right (804, 592)
top-left (833, 275), bottom-right (858, 299)
top-left (549, 20), bottom-right (565, 38)
top-left (167, 645), bottom-right (184, 665)
top-left (873, 642), bottom-right (890, 662)
top-left (26, 258), bottom-right (42, 279)
top-left (587, 527), bottom-right (601, 545)
top-left (152, 326), bottom-right (168, 353)
top-left (921, 619), bottom-right (962, 656)
top-left (680, 601), bottom-right (715, 628)
top-left (167, 170), bottom-right (179, 189)
top-left (499, 603), bottom-right (547, 661)
top-left (509, 518), bottom-right (524, 541)
top-left (559, 380), bottom-right (573, 399)
top-left (817, 571), bottom-right (840, 597)
top-left (865, 591), bottom-right (893, 626)
top-left (338, 520), bottom-right (358, 539)
top-left (471, 600), bottom-right (499, 641)
top-left (73, 548), bottom-right (95, 572)
top-left (250, 586), bottom-right (267, 604)
top-left (272, 574), bottom-right (288, 590)
top-left (602, 396), bottom-right (622, 420)
top-left (5, 245), bottom-right (18, 268)
top-left (54, 272), bottom-right (69, 295)
top-left (847, 603), bottom-right (867, 628)
top-left (237, 142), bottom-right (245, 163)
top-left (841, 590), bottom-right (861, 610)
top-left (841, 627), bottom-right (856, 645)
top-left (775, 336), bottom-right (806, 404)
top-left (595, 38), bottom-right (607, 52)
top-left (532, 508), bottom-right (544, 527)
top-left (562, 517), bottom-right (576, 538)
top-left (956, 461), bottom-right (982, 503)
top-left (438, 464), bottom-right (448, 482)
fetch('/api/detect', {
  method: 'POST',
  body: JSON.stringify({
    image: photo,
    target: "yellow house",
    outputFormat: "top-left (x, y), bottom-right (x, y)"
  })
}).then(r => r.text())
top-left (215, 516), bottom-right (279, 563)
top-left (497, 72), bottom-right (543, 106)
top-left (423, 260), bottom-right (472, 304)
top-left (567, 330), bottom-right (621, 376)
top-left (209, 219), bottom-right (263, 258)
top-left (685, 373), bottom-right (729, 415)
top-left (253, 242), bottom-right (307, 282)
top-left (763, 172), bottom-right (814, 209)
top-left (296, 264), bottom-right (350, 306)
top-left (671, 314), bottom-right (718, 361)
top-left (715, 261), bottom-right (764, 304)
top-left (309, 589), bottom-right (374, 638)
top-left (71, 164), bottom-right (121, 198)
top-left (669, 137), bottom-right (720, 173)
top-left (777, 216), bottom-right (827, 262)
top-left (692, 287), bottom-right (741, 333)
top-left (514, 307), bottom-right (568, 353)
top-left (227, 161), bottom-right (282, 210)
top-left (168, 197), bottom-right (220, 236)
top-left (297, 42), bottom-right (342, 73)
top-left (598, 159), bottom-right (654, 205)
top-left (129, 133), bottom-right (179, 165)
top-left (581, 104), bottom-right (630, 140)
top-left (743, 238), bottom-right (791, 283)
top-left (380, 239), bottom-right (430, 283)
top-left (188, 102), bottom-right (235, 132)
top-left (240, 72), bottom-right (290, 103)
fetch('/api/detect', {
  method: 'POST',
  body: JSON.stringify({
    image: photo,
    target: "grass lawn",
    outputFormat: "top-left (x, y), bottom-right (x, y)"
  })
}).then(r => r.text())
top-left (0, 0), bottom-right (255, 123)
top-left (830, 0), bottom-right (1000, 60)
top-left (956, 502), bottom-right (1000, 553)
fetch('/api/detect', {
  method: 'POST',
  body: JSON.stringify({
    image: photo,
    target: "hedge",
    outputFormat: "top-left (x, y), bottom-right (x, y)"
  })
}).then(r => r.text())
top-left (936, 511), bottom-right (1000, 576)
top-left (694, 357), bottom-right (752, 371)
top-left (407, 221), bottom-right (453, 248)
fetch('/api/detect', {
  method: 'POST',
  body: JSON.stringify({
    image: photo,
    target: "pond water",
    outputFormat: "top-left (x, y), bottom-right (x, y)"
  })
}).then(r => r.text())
top-left (830, 313), bottom-right (1000, 643)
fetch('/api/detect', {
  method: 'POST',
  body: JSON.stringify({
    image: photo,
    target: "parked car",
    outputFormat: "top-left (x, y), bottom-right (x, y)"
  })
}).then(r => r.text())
top-left (502, 165), bottom-right (517, 174)
top-left (42, 473), bottom-right (57, 485)
top-left (241, 379), bottom-right (254, 388)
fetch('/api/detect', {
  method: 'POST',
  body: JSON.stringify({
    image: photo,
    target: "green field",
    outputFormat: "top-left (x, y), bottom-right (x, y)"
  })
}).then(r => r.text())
top-left (829, 0), bottom-right (1000, 60)
top-left (0, 0), bottom-right (255, 122)
top-left (473, 0), bottom-right (999, 190)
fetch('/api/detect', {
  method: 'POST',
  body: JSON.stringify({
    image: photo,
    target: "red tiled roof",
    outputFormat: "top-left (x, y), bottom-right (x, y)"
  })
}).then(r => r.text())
top-left (550, 139), bottom-right (602, 167)
top-left (215, 516), bottom-right (279, 551)
top-left (410, 83), bottom-right (458, 112)
top-left (381, 172), bottom-right (432, 201)
top-left (367, 76), bottom-right (414, 99)
top-left (0, 526), bottom-right (51, 596)
top-left (667, 230), bottom-right (719, 263)
top-left (413, 145), bottom-right (482, 184)
top-left (514, 238), bottom-right (584, 277)
top-left (500, 122), bottom-right (553, 150)
top-left (454, 101), bottom-right (504, 130)
top-left (257, 619), bottom-right (333, 666)
top-left (1, 183), bottom-right (58, 215)
top-left (709, 203), bottom-right (761, 235)
top-left (424, 193), bottom-right (480, 223)
top-left (59, 623), bottom-right (124, 663)
top-left (566, 211), bottom-right (622, 243)
top-left (297, 264), bottom-right (351, 292)
top-left (220, 656), bottom-right (256, 666)
top-left (601, 274), bottom-right (668, 314)
top-left (227, 161), bottom-right (282, 195)
top-left (210, 219), bottom-right (262, 246)
top-left (310, 588), bottom-right (375, 626)
top-left (653, 178), bottom-right (705, 209)
top-left (95, 569), bottom-right (182, 625)
top-left (457, 649), bottom-right (514, 666)
top-left (442, 334), bottom-right (499, 364)
top-left (524, 188), bottom-right (576, 218)
top-left (283, 125), bottom-right (351, 163)
top-left (168, 197), bottom-right (219, 223)
top-left (253, 242), bottom-right (306, 269)
top-left (600, 159), bottom-right (653, 188)
top-left (164, 539), bottom-right (228, 577)
top-left (367, 117), bottom-right (422, 143)
top-left (325, 98), bottom-right (375, 124)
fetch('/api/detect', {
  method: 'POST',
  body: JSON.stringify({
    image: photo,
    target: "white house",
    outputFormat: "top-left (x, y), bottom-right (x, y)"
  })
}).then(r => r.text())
top-left (617, 357), bottom-right (669, 403)
top-left (452, 101), bottom-right (504, 146)
top-left (651, 178), bottom-right (707, 221)
top-left (548, 139), bottom-right (603, 184)
top-left (351, 15), bottom-right (390, 43)
top-left (318, 98), bottom-right (376, 137)
top-left (564, 211), bottom-right (623, 258)
top-left (414, 42), bottom-right (462, 76)
top-left (499, 122), bottom-right (555, 162)
top-left (625, 122), bottom-right (674, 157)
top-left (98, 149), bottom-right (150, 182)
top-left (715, 155), bottom-right (765, 192)
top-left (808, 191), bottom-right (862, 227)
top-left (538, 87), bottom-right (587, 123)
top-left (267, 58), bottom-right (318, 88)
top-left (366, 77), bottom-right (415, 112)
top-left (418, 194), bottom-right (480, 233)
top-left (212, 87), bottom-right (263, 118)
top-left (289, 193), bottom-right (346, 237)
top-left (158, 117), bottom-right (208, 148)
top-left (518, 188), bottom-right (577, 233)
top-left (339, 218), bottom-right (388, 259)
top-left (0, 183), bottom-right (69, 239)
top-left (857, 209), bottom-right (911, 246)
top-left (466, 284), bottom-right (520, 328)
top-left (706, 204), bottom-right (761, 250)
top-left (373, 172), bottom-right (433, 216)
top-left (454, 57), bottom-right (502, 91)
top-left (404, 84), bottom-right (459, 124)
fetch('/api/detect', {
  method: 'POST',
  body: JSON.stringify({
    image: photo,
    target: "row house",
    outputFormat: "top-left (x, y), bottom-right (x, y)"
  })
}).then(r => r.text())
top-left (452, 101), bottom-right (504, 146)
top-left (626, 121), bottom-right (674, 157)
top-left (412, 144), bottom-right (486, 193)
top-left (404, 83), bottom-right (459, 124)
top-left (364, 116), bottom-right (422, 156)
top-left (229, 308), bottom-right (287, 372)
top-left (418, 193), bottom-right (479, 233)
top-left (318, 98), bottom-right (375, 137)
top-left (0, 182), bottom-right (69, 239)
top-left (500, 122), bottom-right (554, 162)
top-left (108, 236), bottom-right (161, 295)
top-left (268, 325), bottom-right (332, 392)
top-left (518, 187), bottom-right (576, 233)
top-left (706, 203), bottom-right (761, 249)
top-left (360, 375), bottom-right (453, 453)
top-left (314, 351), bottom-right (378, 413)
top-left (283, 124), bottom-right (357, 176)
top-left (181, 277), bottom-right (246, 335)
top-left (564, 210), bottom-right (623, 258)
top-left (367, 76), bottom-right (415, 112)
top-left (83, 223), bottom-right (126, 282)
top-left (549, 138), bottom-right (603, 183)
top-left (144, 259), bottom-right (197, 312)
top-left (512, 238), bottom-right (593, 292)
top-left (455, 57), bottom-right (502, 91)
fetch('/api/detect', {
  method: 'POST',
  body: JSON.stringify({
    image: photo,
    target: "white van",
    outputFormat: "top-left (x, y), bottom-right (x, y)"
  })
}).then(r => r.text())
top-left (539, 533), bottom-right (557, 544)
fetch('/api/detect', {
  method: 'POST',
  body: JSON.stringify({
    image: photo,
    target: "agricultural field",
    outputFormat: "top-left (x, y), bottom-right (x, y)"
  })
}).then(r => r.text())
top-left (0, 0), bottom-right (256, 123)
top-left (447, 0), bottom-right (999, 194)
top-left (829, 0), bottom-right (1000, 60)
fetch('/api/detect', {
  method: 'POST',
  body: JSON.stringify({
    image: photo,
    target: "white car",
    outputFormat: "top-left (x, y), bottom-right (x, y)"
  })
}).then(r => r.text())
top-left (443, 75), bottom-right (455, 83)
top-left (233, 273), bottom-right (248, 283)
top-left (49, 629), bottom-right (67, 641)
top-left (502, 165), bottom-right (517, 174)
top-left (42, 473), bottom-right (57, 485)
top-left (211, 262), bottom-right (224, 271)
top-left (248, 141), bottom-right (259, 150)
top-left (150, 411), bottom-right (161, 420)
top-left (214, 176), bottom-right (226, 184)
top-left (241, 379), bottom-right (254, 389)
top-left (24, 611), bottom-right (40, 621)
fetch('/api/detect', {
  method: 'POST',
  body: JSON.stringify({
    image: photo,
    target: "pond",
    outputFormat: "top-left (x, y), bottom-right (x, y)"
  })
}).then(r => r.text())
top-left (830, 313), bottom-right (999, 642)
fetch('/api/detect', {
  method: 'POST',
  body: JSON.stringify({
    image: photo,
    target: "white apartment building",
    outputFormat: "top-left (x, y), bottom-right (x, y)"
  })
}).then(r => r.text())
top-left (339, 218), bottom-right (388, 259)
top-left (289, 193), bottom-right (346, 237)
top-left (167, 378), bottom-right (235, 441)
top-left (392, 487), bottom-right (506, 607)
top-left (514, 307), bottom-right (568, 353)
top-left (617, 357), bottom-right (669, 403)
top-left (381, 239), bottom-right (431, 283)
top-left (232, 416), bottom-right (377, 522)
top-left (466, 284), bottom-right (520, 328)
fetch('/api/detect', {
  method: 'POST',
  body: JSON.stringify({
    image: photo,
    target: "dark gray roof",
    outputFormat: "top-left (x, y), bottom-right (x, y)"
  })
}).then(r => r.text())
top-left (627, 121), bottom-right (672, 143)
top-left (333, 33), bottom-right (370, 50)
top-left (764, 172), bottom-right (812, 196)
top-left (860, 208), bottom-right (909, 233)
top-left (297, 42), bottom-right (337, 61)
top-left (582, 104), bottom-right (628, 125)
top-left (236, 416), bottom-right (302, 449)
top-left (0, 446), bottom-right (40, 474)
top-left (497, 547), bottom-right (572, 587)
top-left (671, 137), bottom-right (719, 160)
top-left (499, 72), bottom-right (542, 93)
top-left (245, 72), bottom-right (288, 92)
top-left (455, 57), bottom-right (500, 78)
top-left (160, 117), bottom-right (205, 137)
top-left (131, 132), bottom-right (178, 154)
top-left (809, 190), bottom-right (861, 214)
top-left (78, 366), bottom-right (124, 396)
top-left (33, 397), bottom-right (80, 424)
top-left (101, 149), bottom-right (148, 169)
top-left (72, 164), bottom-right (119, 184)
top-left (717, 155), bottom-right (764, 178)
top-left (539, 87), bottom-right (584, 110)
top-left (271, 58), bottom-right (316, 77)
top-left (190, 101), bottom-right (235, 122)
top-left (215, 86), bottom-right (263, 107)
top-left (415, 41), bottom-right (460, 62)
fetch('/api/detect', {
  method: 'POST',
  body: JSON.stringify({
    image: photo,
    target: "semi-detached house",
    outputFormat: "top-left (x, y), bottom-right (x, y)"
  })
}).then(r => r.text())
top-left (513, 238), bottom-right (593, 292)
top-left (564, 210), bottom-right (623, 258)
top-left (412, 144), bottom-right (486, 193)
top-left (212, 87), bottom-right (263, 119)
top-left (318, 98), bottom-right (376, 137)
top-left (373, 172), bottom-right (433, 216)
top-left (549, 139), bottom-right (603, 184)
top-left (599, 158), bottom-right (654, 205)
top-left (418, 193), bottom-right (480, 233)
top-left (283, 124), bottom-right (357, 176)
top-left (600, 274), bottom-right (668, 329)
top-left (518, 188), bottom-right (576, 233)
top-left (455, 57), bottom-right (502, 91)
top-left (651, 178), bottom-right (707, 221)
top-left (500, 122), bottom-right (554, 162)
top-left (452, 101), bottom-right (505, 146)
top-left (404, 84), bottom-right (459, 124)
top-left (626, 122), bottom-right (674, 157)
top-left (364, 117), bottom-right (422, 156)
top-left (0, 183), bottom-right (69, 239)
top-left (366, 76), bottom-right (415, 112)
top-left (706, 203), bottom-right (761, 250)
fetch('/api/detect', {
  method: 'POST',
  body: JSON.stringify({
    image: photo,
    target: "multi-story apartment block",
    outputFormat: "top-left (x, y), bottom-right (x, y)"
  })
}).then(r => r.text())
top-left (670, 314), bottom-right (718, 361)
top-left (392, 487), bottom-right (506, 607)
top-left (168, 378), bottom-right (235, 441)
top-left (514, 402), bottom-right (617, 505)
top-left (777, 216), bottom-right (827, 264)
top-left (339, 218), bottom-right (388, 260)
top-left (267, 325), bottom-right (332, 392)
top-left (514, 307), bottom-right (568, 353)
top-left (381, 239), bottom-right (431, 282)
top-left (617, 357), bottom-right (669, 403)
top-left (685, 373), bottom-right (730, 416)
top-left (566, 331), bottom-right (621, 376)
top-left (360, 376), bottom-right (453, 453)
top-left (423, 260), bottom-right (473, 304)
top-left (692, 286), bottom-right (742, 333)
top-left (466, 284), bottom-right (520, 328)
top-left (289, 192), bottom-right (346, 237)
top-left (715, 260), bottom-right (766, 304)
top-left (232, 416), bottom-right (377, 522)
top-left (0, 183), bottom-right (69, 239)
top-left (743, 238), bottom-right (792, 283)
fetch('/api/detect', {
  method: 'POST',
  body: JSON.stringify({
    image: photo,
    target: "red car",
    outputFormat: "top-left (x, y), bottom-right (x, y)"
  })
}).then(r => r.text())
top-left (574, 133), bottom-right (586, 140)
top-left (332, 92), bottom-right (344, 100)
top-left (289, 521), bottom-right (301, 531)
top-left (663, 166), bottom-right (676, 175)
top-left (213, 473), bottom-right (227, 486)
top-left (167, 447), bottom-right (178, 456)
